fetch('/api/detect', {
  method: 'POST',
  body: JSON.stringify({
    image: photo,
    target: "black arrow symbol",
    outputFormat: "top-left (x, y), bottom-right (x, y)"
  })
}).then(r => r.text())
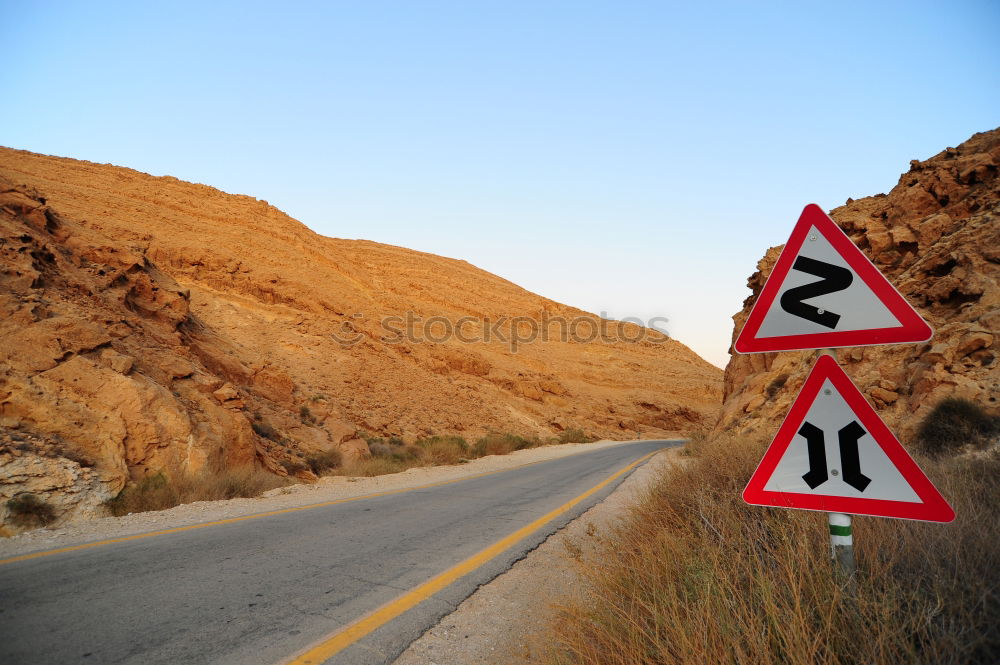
top-left (838, 421), bottom-right (872, 492)
top-left (799, 421), bottom-right (828, 489)
top-left (779, 255), bottom-right (853, 329)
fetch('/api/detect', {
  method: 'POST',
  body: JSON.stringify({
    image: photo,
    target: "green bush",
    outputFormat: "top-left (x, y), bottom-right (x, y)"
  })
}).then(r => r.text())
top-left (916, 397), bottom-right (1000, 456)
top-left (6, 493), bottom-right (56, 527)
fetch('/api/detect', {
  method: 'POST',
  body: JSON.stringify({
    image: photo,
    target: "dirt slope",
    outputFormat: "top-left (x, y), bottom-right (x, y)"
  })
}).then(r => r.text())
top-left (718, 129), bottom-right (999, 440)
top-left (0, 147), bottom-right (721, 529)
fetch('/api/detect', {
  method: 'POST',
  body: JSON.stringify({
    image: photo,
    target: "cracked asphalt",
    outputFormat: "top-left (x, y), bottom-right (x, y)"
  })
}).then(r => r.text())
top-left (0, 439), bottom-right (677, 665)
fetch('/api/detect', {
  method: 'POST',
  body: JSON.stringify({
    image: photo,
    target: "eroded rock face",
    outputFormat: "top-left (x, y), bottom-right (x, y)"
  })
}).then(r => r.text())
top-left (0, 429), bottom-right (112, 535)
top-left (0, 148), bottom-right (723, 531)
top-left (0, 180), bottom-right (343, 531)
top-left (718, 129), bottom-right (1000, 442)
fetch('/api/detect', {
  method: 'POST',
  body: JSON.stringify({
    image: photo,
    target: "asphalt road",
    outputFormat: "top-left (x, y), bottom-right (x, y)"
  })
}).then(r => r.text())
top-left (0, 439), bottom-right (678, 665)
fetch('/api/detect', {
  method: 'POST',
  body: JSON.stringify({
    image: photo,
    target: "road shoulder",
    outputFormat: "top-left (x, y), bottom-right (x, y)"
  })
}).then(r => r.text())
top-left (0, 439), bottom-right (661, 560)
top-left (392, 446), bottom-right (685, 665)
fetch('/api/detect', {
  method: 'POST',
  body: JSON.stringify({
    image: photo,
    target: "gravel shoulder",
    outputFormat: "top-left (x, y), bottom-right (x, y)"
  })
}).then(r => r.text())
top-left (0, 438), bottom-right (655, 560)
top-left (392, 445), bottom-right (685, 665)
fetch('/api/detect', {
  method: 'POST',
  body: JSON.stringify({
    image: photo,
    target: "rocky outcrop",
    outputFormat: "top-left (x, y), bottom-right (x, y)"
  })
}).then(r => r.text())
top-left (0, 149), bottom-right (722, 531)
top-left (718, 129), bottom-right (1000, 441)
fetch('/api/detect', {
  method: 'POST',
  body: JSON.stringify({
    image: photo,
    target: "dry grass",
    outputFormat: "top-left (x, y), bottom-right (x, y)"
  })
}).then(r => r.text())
top-left (473, 432), bottom-right (541, 457)
top-left (306, 449), bottom-right (343, 475)
top-left (916, 397), bottom-right (1000, 456)
top-left (337, 456), bottom-right (416, 477)
top-left (6, 493), bottom-right (57, 527)
top-left (105, 467), bottom-right (286, 516)
top-left (557, 428), bottom-right (596, 444)
top-left (414, 435), bottom-right (470, 465)
top-left (337, 429), bottom-right (586, 477)
top-left (546, 432), bottom-right (1000, 665)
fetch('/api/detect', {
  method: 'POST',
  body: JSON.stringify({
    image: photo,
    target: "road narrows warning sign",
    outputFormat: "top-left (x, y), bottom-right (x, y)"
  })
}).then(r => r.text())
top-left (742, 355), bottom-right (955, 522)
top-left (734, 204), bottom-right (932, 353)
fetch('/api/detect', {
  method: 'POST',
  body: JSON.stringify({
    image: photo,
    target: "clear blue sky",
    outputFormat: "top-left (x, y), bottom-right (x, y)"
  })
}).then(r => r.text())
top-left (2, 1), bottom-right (997, 367)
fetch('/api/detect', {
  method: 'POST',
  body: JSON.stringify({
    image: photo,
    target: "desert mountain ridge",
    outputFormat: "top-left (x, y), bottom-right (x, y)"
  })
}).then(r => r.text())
top-left (718, 128), bottom-right (999, 442)
top-left (0, 146), bottom-right (722, 529)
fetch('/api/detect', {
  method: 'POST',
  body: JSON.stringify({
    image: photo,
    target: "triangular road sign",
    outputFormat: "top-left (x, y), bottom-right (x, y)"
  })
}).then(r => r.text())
top-left (734, 204), bottom-right (932, 353)
top-left (743, 354), bottom-right (954, 522)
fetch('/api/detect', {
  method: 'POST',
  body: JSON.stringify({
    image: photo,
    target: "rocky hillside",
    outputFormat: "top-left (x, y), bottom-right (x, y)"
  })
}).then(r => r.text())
top-left (0, 148), bottom-right (721, 528)
top-left (719, 129), bottom-right (999, 441)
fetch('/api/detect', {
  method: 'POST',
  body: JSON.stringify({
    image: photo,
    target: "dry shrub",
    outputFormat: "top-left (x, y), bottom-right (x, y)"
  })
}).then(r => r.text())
top-left (194, 467), bottom-right (285, 500)
top-left (415, 435), bottom-right (469, 465)
top-left (279, 458), bottom-right (308, 475)
top-left (547, 433), bottom-right (1000, 665)
top-left (306, 449), bottom-right (343, 475)
top-left (558, 428), bottom-right (595, 444)
top-left (6, 493), bottom-right (57, 527)
top-left (916, 397), bottom-right (999, 456)
top-left (338, 456), bottom-right (415, 477)
top-left (766, 373), bottom-right (790, 398)
top-left (106, 467), bottom-right (284, 516)
top-left (473, 432), bottom-right (539, 457)
top-left (251, 420), bottom-right (282, 442)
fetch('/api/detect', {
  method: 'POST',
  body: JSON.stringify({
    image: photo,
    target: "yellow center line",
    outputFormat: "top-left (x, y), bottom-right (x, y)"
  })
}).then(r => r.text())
top-left (281, 450), bottom-right (658, 665)
top-left (0, 445), bottom-right (647, 567)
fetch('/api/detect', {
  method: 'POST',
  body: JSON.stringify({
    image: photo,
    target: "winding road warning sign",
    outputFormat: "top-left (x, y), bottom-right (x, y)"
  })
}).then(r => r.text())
top-left (742, 354), bottom-right (954, 522)
top-left (734, 204), bottom-right (932, 353)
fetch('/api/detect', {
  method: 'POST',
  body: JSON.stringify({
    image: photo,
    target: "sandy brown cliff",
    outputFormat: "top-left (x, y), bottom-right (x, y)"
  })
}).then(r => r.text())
top-left (0, 148), bottom-right (721, 527)
top-left (718, 129), bottom-right (999, 440)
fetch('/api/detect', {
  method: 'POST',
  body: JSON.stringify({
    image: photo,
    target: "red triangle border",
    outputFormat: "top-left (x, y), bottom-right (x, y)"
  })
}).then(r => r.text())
top-left (734, 204), bottom-right (933, 353)
top-left (742, 355), bottom-right (955, 522)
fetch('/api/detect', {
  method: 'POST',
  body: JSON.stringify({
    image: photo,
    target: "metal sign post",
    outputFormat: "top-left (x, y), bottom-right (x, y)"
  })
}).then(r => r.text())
top-left (828, 512), bottom-right (856, 589)
top-left (819, 349), bottom-right (856, 589)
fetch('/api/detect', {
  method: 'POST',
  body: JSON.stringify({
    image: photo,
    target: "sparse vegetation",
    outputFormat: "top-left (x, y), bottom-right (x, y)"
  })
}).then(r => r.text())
top-left (306, 449), bottom-right (343, 475)
top-left (339, 456), bottom-right (415, 477)
top-left (415, 435), bottom-right (470, 465)
top-left (6, 493), bottom-right (57, 527)
top-left (299, 405), bottom-right (315, 424)
top-left (916, 397), bottom-right (1000, 456)
top-left (557, 428), bottom-right (596, 444)
top-left (765, 373), bottom-right (789, 398)
top-left (251, 420), bottom-right (282, 442)
top-left (324, 427), bottom-right (610, 480)
top-left (280, 459), bottom-right (308, 475)
top-left (473, 432), bottom-right (540, 457)
top-left (544, 432), bottom-right (1000, 665)
top-left (105, 467), bottom-right (285, 516)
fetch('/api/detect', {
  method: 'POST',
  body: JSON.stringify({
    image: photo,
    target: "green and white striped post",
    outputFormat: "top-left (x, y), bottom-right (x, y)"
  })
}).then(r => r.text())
top-left (828, 512), bottom-right (857, 590)
top-left (818, 349), bottom-right (857, 589)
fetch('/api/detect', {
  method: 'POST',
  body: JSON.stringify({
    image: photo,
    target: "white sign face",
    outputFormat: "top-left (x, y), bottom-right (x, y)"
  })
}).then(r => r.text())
top-left (762, 378), bottom-right (920, 502)
top-left (742, 355), bottom-right (955, 522)
top-left (755, 227), bottom-right (900, 338)
top-left (734, 204), bottom-right (932, 353)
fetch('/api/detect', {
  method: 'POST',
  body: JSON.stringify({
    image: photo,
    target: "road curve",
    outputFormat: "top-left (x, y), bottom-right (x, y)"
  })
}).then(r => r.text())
top-left (0, 439), bottom-right (678, 665)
